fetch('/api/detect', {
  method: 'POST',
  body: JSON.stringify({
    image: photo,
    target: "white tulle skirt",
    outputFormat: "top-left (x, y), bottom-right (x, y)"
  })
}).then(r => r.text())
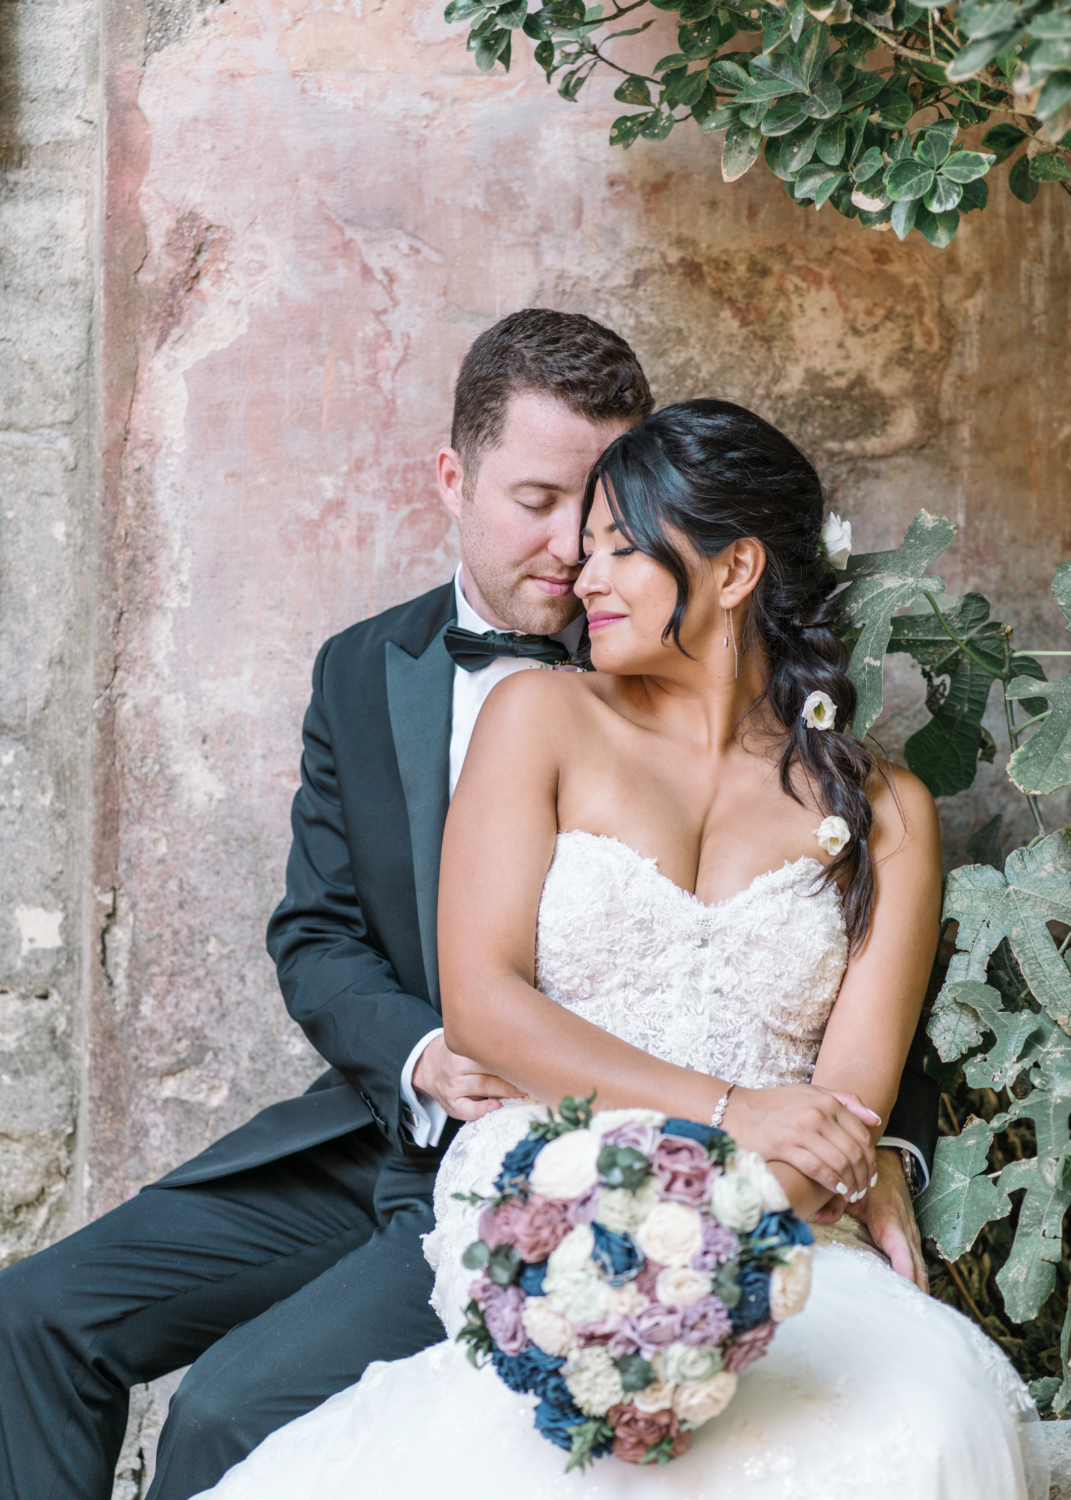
top-left (194, 1231), bottom-right (1048, 1500)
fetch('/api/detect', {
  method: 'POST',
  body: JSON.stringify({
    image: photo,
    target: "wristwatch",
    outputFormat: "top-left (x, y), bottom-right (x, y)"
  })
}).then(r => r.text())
top-left (899, 1148), bottom-right (924, 1199)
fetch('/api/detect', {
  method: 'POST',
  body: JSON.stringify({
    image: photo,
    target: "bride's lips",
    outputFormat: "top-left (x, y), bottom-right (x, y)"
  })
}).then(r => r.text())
top-left (586, 612), bottom-right (626, 631)
top-left (530, 575), bottom-right (577, 597)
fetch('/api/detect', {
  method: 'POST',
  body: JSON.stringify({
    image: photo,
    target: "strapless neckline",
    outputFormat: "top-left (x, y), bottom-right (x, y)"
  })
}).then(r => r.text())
top-left (554, 829), bottom-right (825, 916)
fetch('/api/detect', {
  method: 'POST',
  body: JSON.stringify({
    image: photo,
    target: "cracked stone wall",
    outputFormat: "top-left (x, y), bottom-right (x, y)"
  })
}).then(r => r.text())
top-left (1, 0), bottom-right (1069, 1449)
top-left (0, 0), bottom-right (99, 1263)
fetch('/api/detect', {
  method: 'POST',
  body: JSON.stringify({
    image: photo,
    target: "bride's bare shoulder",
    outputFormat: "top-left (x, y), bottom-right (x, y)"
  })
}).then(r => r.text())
top-left (469, 669), bottom-right (605, 750)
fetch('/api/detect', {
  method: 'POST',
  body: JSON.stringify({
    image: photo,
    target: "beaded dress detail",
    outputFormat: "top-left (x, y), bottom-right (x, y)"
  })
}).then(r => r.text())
top-left (198, 833), bottom-right (1048, 1500)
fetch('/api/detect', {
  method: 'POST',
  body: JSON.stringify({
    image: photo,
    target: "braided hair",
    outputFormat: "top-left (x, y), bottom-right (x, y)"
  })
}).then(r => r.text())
top-left (583, 398), bottom-right (877, 949)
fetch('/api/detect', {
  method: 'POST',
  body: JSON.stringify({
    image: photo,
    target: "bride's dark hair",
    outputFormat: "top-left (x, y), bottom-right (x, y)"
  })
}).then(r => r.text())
top-left (583, 398), bottom-right (878, 949)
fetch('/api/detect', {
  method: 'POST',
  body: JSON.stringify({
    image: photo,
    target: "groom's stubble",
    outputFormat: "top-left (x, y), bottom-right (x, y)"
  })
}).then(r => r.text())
top-left (439, 390), bottom-right (634, 637)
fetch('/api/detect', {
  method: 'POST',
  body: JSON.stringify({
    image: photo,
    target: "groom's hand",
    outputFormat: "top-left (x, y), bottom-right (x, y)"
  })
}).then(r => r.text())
top-left (412, 1036), bottom-right (525, 1122)
top-left (845, 1147), bottom-right (928, 1292)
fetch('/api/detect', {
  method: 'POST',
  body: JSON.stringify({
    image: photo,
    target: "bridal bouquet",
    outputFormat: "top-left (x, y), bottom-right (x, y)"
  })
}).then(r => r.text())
top-left (455, 1097), bottom-right (813, 1472)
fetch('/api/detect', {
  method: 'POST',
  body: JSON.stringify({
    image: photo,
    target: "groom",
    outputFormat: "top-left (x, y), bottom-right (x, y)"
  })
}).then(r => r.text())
top-left (0, 310), bottom-right (937, 1500)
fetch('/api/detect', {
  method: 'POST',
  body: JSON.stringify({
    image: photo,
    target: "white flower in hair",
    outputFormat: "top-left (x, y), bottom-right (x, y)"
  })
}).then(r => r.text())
top-left (801, 690), bottom-right (837, 730)
top-left (821, 513), bottom-right (853, 570)
top-left (814, 815), bottom-right (852, 857)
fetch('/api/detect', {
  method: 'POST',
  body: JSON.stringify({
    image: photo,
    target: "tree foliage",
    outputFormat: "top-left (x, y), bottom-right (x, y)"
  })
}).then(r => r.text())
top-left (445, 0), bottom-right (1071, 246)
top-left (822, 519), bottom-right (1071, 1409)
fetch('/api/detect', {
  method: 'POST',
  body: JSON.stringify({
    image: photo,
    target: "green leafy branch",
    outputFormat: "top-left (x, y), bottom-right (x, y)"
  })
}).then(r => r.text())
top-left (445, 0), bottom-right (1071, 246)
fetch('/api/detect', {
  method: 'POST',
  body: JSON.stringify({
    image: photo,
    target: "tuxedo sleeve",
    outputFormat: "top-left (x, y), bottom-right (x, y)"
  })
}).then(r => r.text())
top-left (266, 641), bottom-right (443, 1153)
top-left (882, 1006), bottom-right (940, 1182)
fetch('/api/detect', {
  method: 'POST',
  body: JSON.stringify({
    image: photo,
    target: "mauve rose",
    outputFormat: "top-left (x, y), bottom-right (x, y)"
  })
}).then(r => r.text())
top-left (572, 1318), bottom-right (618, 1346)
top-left (692, 1216), bottom-right (740, 1272)
top-left (603, 1121), bottom-right (660, 1158)
top-left (479, 1280), bottom-right (528, 1356)
top-left (680, 1294), bottom-right (733, 1346)
top-left (511, 1195), bottom-right (572, 1261)
top-left (630, 1301), bottom-right (685, 1351)
top-left (722, 1320), bottom-right (776, 1373)
top-left (607, 1326), bottom-right (643, 1358)
top-left (607, 1404), bottom-right (691, 1464)
top-left (479, 1200), bottom-right (527, 1249)
top-left (651, 1137), bottom-right (713, 1205)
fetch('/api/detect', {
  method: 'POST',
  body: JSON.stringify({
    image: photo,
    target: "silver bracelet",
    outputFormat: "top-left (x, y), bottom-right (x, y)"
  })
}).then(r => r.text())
top-left (710, 1084), bottom-right (735, 1129)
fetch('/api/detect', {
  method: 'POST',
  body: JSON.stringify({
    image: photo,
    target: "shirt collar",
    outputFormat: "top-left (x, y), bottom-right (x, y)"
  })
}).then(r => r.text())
top-left (453, 566), bottom-right (585, 653)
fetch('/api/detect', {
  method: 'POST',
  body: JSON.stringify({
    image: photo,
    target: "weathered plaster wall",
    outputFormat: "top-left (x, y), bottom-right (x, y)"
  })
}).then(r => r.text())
top-left (83, 0), bottom-right (1070, 1221)
top-left (0, 0), bottom-right (99, 1263)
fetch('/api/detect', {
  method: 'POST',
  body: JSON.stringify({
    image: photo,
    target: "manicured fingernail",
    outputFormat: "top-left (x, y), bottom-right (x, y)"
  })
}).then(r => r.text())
top-left (864, 1108), bottom-right (881, 1123)
top-left (836, 1181), bottom-right (848, 1195)
top-left (870, 1172), bottom-right (878, 1187)
top-left (850, 1190), bottom-right (864, 1203)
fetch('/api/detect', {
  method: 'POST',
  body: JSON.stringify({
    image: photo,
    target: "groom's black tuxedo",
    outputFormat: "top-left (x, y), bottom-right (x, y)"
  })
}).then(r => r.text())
top-left (0, 581), bottom-right (938, 1500)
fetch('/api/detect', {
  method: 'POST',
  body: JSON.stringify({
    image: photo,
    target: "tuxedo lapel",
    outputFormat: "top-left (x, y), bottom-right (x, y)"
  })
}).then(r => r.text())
top-left (385, 614), bottom-right (454, 1012)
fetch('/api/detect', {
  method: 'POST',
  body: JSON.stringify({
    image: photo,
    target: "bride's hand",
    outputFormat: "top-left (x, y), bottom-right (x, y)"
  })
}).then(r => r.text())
top-left (725, 1084), bottom-right (880, 1201)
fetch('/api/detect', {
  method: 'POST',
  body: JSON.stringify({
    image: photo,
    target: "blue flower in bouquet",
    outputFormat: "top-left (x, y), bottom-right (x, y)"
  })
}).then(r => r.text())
top-left (534, 1391), bottom-right (587, 1450)
top-left (519, 1259), bottom-right (547, 1296)
top-left (591, 1223), bottom-right (643, 1285)
top-left (755, 1210), bottom-right (815, 1248)
top-left (661, 1118), bottom-right (728, 1152)
top-left (493, 1133), bottom-right (546, 1192)
top-left (491, 1343), bottom-right (565, 1397)
top-left (730, 1263), bottom-right (771, 1332)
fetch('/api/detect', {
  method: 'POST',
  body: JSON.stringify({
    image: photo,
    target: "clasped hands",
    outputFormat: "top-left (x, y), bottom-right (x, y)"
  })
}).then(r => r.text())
top-left (411, 1038), bottom-right (926, 1292)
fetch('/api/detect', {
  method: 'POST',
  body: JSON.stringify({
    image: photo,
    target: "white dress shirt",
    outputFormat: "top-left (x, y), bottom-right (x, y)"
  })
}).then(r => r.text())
top-left (399, 568), bottom-right (585, 1148)
top-left (397, 569), bottom-right (929, 1190)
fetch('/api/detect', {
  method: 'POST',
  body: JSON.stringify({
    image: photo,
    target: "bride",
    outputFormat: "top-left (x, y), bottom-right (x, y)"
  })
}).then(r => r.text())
top-left (196, 400), bottom-right (1047, 1499)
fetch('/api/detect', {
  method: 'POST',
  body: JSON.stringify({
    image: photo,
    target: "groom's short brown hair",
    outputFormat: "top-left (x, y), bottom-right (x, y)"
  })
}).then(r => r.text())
top-left (451, 309), bottom-right (653, 477)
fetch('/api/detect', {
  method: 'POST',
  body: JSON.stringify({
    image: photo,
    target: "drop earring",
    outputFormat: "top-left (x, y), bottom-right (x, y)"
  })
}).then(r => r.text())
top-left (724, 606), bottom-right (739, 679)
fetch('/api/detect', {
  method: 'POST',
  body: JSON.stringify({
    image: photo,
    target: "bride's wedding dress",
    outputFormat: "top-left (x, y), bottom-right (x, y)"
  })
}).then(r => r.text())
top-left (197, 831), bottom-right (1049, 1500)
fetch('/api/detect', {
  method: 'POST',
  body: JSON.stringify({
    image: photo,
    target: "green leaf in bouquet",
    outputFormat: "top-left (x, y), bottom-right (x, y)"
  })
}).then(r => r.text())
top-left (916, 1116), bottom-right (1009, 1259)
top-left (1007, 673), bottom-right (1071, 794)
top-left (486, 1242), bottom-right (523, 1285)
top-left (997, 1091), bottom-right (1071, 1322)
top-left (598, 1142), bottom-right (650, 1189)
top-left (942, 829), bottom-right (1071, 1032)
top-left (836, 510), bottom-right (955, 735)
top-left (616, 1353), bottom-right (655, 1391)
top-left (457, 1298), bottom-right (494, 1365)
top-left (566, 1418), bottom-right (616, 1473)
top-left (462, 1238), bottom-right (492, 1269)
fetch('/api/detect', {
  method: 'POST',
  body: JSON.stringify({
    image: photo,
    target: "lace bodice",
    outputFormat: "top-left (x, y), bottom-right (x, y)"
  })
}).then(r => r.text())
top-left (426, 831), bottom-right (849, 1336)
top-left (535, 831), bottom-right (848, 1090)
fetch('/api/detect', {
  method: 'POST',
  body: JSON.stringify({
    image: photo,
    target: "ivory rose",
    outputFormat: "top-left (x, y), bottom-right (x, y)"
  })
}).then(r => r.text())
top-left (596, 1178), bottom-right (661, 1236)
top-left (655, 1265), bottom-right (712, 1309)
top-left (729, 1150), bottom-right (790, 1212)
top-left (522, 1297), bottom-right (578, 1358)
top-left (529, 1129), bottom-right (601, 1200)
top-left (631, 1376), bottom-right (677, 1414)
top-left (769, 1245), bottom-right (813, 1321)
top-left (634, 1201), bottom-right (704, 1267)
top-left (709, 1172), bottom-right (764, 1234)
top-left (821, 513), bottom-right (853, 569)
top-left (801, 690), bottom-right (837, 730)
top-left (814, 815), bottom-right (852, 857)
top-left (671, 1370), bottom-right (738, 1428)
top-left (664, 1341), bottom-right (723, 1385)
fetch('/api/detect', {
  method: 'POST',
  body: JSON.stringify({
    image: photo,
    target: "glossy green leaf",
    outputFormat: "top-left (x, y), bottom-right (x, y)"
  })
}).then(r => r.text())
top-left (495, 0), bottom-right (529, 26)
top-left (780, 120), bottom-right (822, 171)
top-left (916, 1117), bottom-right (1009, 1260)
top-left (734, 74), bottom-right (804, 103)
top-left (885, 157), bottom-right (935, 200)
top-left (837, 510), bottom-right (955, 734)
top-left (721, 120), bottom-right (764, 179)
top-left (914, 203), bottom-right (960, 247)
top-left (816, 116), bottom-right (846, 163)
top-left (925, 174), bottom-right (964, 212)
top-left (941, 149), bottom-right (996, 183)
top-left (891, 194), bottom-right (919, 238)
top-left (851, 144), bottom-right (884, 181)
top-left (709, 56), bottom-right (751, 88)
top-left (873, 86), bottom-right (913, 125)
top-left (887, 592), bottom-right (991, 669)
top-left (679, 0), bottom-right (717, 19)
top-left (957, 0), bottom-right (1019, 39)
top-left (813, 168), bottom-right (847, 206)
top-left (942, 829), bottom-right (1071, 1032)
top-left (679, 15), bottom-right (727, 54)
top-left (1029, 151), bottom-right (1071, 182)
top-left (917, 124), bottom-right (956, 168)
top-left (609, 112), bottom-right (647, 147)
top-left (980, 122), bottom-right (1028, 162)
top-left (800, 81), bottom-right (843, 116)
top-left (794, 160), bottom-right (843, 198)
top-left (904, 653), bottom-right (998, 797)
top-left (959, 177), bottom-right (989, 212)
top-left (614, 74), bottom-right (653, 105)
top-left (1009, 154), bottom-right (1040, 202)
top-left (640, 109), bottom-right (676, 137)
top-left (947, 28), bottom-right (1026, 81)
top-left (760, 97), bottom-right (811, 134)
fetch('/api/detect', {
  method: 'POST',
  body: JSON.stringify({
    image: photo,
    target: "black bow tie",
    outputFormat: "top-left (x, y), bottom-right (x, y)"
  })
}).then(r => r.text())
top-left (443, 623), bottom-right (574, 673)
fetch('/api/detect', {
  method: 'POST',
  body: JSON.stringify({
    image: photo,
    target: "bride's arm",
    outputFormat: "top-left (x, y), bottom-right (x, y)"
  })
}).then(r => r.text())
top-left (767, 764), bottom-right (942, 1220)
top-left (439, 671), bottom-right (878, 1207)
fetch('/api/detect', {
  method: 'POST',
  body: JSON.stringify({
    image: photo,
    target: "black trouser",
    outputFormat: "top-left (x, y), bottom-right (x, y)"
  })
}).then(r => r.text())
top-left (0, 1129), bottom-right (443, 1500)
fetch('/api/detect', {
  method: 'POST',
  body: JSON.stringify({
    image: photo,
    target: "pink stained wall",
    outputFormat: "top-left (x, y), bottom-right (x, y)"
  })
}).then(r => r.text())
top-left (87, 0), bottom-right (1071, 1215)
